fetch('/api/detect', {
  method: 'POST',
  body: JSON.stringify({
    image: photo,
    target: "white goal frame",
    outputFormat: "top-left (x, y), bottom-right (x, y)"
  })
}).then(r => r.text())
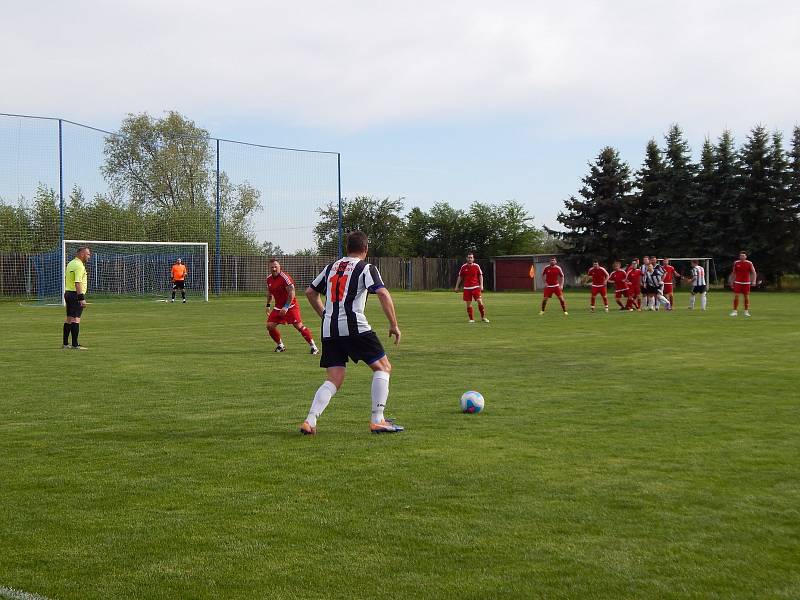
top-left (62, 239), bottom-right (209, 304)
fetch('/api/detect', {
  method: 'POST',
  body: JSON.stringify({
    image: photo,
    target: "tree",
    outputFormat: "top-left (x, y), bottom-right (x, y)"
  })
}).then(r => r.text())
top-left (787, 126), bottom-right (800, 268)
top-left (102, 112), bottom-right (213, 210)
top-left (314, 196), bottom-right (406, 256)
top-left (710, 130), bottom-right (740, 259)
top-left (659, 125), bottom-right (698, 255)
top-left (633, 139), bottom-right (667, 251)
top-left (552, 147), bottom-right (635, 265)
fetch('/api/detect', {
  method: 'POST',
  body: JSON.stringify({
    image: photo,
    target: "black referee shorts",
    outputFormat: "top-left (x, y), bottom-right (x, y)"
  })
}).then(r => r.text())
top-left (320, 331), bottom-right (386, 368)
top-left (64, 291), bottom-right (84, 318)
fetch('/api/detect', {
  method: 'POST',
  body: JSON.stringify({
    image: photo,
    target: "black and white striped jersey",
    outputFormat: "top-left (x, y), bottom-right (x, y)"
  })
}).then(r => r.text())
top-left (691, 266), bottom-right (706, 286)
top-left (309, 257), bottom-right (386, 339)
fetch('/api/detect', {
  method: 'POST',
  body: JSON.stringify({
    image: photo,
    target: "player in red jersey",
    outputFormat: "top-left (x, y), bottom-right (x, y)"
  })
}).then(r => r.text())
top-left (729, 251), bottom-right (756, 317)
top-left (265, 258), bottom-right (319, 354)
top-left (625, 258), bottom-right (642, 310)
top-left (539, 256), bottom-right (568, 315)
top-left (587, 260), bottom-right (610, 312)
top-left (660, 258), bottom-right (679, 310)
top-left (454, 252), bottom-right (489, 323)
top-left (607, 261), bottom-right (631, 310)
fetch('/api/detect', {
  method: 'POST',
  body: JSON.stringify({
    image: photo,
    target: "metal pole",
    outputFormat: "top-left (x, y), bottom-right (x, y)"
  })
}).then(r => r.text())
top-left (58, 119), bottom-right (65, 305)
top-left (337, 153), bottom-right (343, 257)
top-left (215, 138), bottom-right (221, 296)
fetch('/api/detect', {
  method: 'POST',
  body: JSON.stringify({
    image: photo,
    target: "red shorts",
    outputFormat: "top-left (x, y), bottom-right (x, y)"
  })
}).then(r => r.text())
top-left (591, 286), bottom-right (607, 298)
top-left (268, 305), bottom-right (302, 325)
top-left (463, 288), bottom-right (481, 302)
top-left (629, 285), bottom-right (641, 296)
top-left (543, 286), bottom-right (563, 299)
top-left (663, 283), bottom-right (674, 294)
top-left (614, 288), bottom-right (628, 300)
top-left (733, 282), bottom-right (751, 294)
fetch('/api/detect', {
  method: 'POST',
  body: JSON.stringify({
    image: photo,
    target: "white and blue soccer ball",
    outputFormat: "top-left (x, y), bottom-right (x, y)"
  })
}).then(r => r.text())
top-left (460, 391), bottom-right (485, 414)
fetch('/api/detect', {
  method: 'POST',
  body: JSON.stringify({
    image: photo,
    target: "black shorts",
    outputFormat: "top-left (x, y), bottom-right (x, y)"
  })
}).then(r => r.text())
top-left (173, 280), bottom-right (186, 290)
top-left (64, 291), bottom-right (84, 318)
top-left (320, 331), bottom-right (386, 368)
top-left (644, 285), bottom-right (658, 294)
top-left (692, 285), bottom-right (707, 294)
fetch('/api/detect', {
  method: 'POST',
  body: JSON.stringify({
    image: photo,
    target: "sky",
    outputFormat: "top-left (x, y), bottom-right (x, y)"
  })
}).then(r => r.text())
top-left (3, 0), bottom-right (800, 235)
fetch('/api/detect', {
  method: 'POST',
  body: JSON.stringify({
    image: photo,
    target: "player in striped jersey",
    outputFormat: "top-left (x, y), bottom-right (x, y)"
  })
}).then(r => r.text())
top-left (300, 231), bottom-right (403, 435)
top-left (687, 259), bottom-right (708, 310)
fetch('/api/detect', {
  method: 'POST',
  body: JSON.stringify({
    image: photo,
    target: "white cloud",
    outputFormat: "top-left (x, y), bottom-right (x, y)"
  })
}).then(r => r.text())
top-left (2, 0), bottom-right (799, 134)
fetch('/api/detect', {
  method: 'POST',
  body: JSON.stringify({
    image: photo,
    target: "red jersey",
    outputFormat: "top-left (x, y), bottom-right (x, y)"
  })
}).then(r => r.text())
top-left (733, 260), bottom-right (755, 284)
top-left (267, 271), bottom-right (297, 308)
top-left (627, 268), bottom-right (643, 288)
top-left (542, 265), bottom-right (564, 287)
top-left (662, 264), bottom-right (676, 283)
top-left (588, 266), bottom-right (609, 286)
top-left (459, 263), bottom-right (482, 289)
top-left (608, 269), bottom-right (628, 291)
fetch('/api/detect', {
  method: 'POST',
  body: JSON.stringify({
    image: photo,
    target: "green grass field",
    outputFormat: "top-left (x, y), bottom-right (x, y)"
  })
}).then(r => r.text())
top-left (2, 291), bottom-right (799, 600)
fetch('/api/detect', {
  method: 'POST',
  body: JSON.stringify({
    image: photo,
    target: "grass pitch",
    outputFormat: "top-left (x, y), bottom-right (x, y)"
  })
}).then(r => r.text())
top-left (2, 291), bottom-right (799, 599)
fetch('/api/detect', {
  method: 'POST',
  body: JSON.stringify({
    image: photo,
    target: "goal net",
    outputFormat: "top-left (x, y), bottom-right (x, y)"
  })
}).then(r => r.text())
top-left (666, 257), bottom-right (716, 287)
top-left (60, 240), bottom-right (208, 303)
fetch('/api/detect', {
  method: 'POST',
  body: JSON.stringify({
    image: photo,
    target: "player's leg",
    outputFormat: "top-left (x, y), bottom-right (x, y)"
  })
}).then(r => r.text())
top-left (171, 283), bottom-right (176, 302)
top-left (689, 291), bottom-right (696, 309)
top-left (590, 287), bottom-right (597, 310)
top-left (267, 322), bottom-right (284, 351)
top-left (701, 290), bottom-right (708, 310)
top-left (367, 355), bottom-right (403, 433)
top-left (615, 290), bottom-right (625, 309)
top-left (731, 289), bottom-right (739, 315)
top-left (601, 288), bottom-right (609, 311)
top-left (557, 290), bottom-right (568, 313)
top-left (302, 366), bottom-right (344, 434)
top-left (476, 295), bottom-right (488, 322)
top-left (540, 295), bottom-right (548, 314)
top-left (292, 320), bottom-right (319, 354)
top-left (181, 282), bottom-right (186, 302)
top-left (70, 316), bottom-right (81, 348)
top-left (465, 301), bottom-right (474, 322)
top-left (743, 290), bottom-right (751, 315)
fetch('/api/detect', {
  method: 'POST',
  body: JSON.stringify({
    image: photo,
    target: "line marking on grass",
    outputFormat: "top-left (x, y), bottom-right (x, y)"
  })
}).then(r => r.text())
top-left (0, 585), bottom-right (57, 600)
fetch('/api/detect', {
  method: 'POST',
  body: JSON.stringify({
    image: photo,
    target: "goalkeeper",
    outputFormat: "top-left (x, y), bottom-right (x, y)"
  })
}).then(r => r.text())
top-left (171, 258), bottom-right (188, 303)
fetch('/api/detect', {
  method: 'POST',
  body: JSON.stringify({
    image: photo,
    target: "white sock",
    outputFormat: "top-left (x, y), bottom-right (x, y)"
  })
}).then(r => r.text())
top-left (371, 371), bottom-right (390, 424)
top-left (306, 380), bottom-right (337, 427)
top-left (689, 295), bottom-right (696, 309)
top-left (701, 292), bottom-right (707, 310)
top-left (658, 294), bottom-right (669, 307)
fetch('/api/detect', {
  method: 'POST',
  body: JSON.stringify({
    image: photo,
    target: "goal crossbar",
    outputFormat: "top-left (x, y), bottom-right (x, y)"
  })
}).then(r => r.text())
top-left (62, 240), bottom-right (209, 303)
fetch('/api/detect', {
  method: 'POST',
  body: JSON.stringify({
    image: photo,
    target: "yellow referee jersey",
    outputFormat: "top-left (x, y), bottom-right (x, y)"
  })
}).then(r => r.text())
top-left (65, 257), bottom-right (88, 292)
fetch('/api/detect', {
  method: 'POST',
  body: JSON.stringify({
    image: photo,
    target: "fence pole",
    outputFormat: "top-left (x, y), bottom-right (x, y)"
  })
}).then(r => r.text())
top-left (337, 153), bottom-right (343, 257)
top-left (58, 119), bottom-right (64, 303)
top-left (215, 138), bottom-right (221, 296)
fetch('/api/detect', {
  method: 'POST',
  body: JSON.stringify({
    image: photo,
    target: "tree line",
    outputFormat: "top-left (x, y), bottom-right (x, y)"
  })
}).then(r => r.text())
top-left (1, 111), bottom-right (551, 260)
top-left (550, 124), bottom-right (800, 285)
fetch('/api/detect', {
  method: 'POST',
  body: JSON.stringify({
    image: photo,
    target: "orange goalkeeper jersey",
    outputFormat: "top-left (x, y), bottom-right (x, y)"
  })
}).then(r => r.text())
top-left (171, 264), bottom-right (187, 281)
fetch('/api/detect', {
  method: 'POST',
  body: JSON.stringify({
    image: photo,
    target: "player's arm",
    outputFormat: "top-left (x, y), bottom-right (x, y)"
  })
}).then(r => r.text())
top-left (265, 288), bottom-right (272, 311)
top-left (375, 287), bottom-right (401, 345)
top-left (75, 281), bottom-right (86, 307)
top-left (279, 284), bottom-right (296, 315)
top-left (305, 286), bottom-right (325, 319)
top-left (479, 272), bottom-right (484, 291)
top-left (750, 264), bottom-right (757, 285)
top-left (454, 274), bottom-right (462, 292)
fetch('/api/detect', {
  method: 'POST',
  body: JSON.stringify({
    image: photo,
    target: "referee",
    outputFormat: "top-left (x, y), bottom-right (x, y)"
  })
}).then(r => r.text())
top-left (63, 246), bottom-right (91, 350)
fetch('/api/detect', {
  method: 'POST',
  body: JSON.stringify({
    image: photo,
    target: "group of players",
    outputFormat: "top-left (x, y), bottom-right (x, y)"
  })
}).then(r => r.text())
top-left (450, 251), bottom-right (757, 320)
top-left (61, 239), bottom-right (760, 435)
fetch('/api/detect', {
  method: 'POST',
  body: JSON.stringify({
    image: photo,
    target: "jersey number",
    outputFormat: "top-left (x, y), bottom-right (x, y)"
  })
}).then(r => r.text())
top-left (331, 272), bottom-right (349, 302)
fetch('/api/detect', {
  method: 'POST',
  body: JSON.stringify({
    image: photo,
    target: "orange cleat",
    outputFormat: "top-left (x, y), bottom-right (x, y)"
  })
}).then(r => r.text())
top-left (299, 421), bottom-right (316, 435)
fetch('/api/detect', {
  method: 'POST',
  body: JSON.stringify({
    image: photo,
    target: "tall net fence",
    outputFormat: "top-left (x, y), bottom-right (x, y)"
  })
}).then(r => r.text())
top-left (0, 113), bottom-right (340, 302)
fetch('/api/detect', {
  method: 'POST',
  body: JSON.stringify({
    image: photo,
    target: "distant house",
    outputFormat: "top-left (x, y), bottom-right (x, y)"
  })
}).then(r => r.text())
top-left (492, 254), bottom-right (581, 291)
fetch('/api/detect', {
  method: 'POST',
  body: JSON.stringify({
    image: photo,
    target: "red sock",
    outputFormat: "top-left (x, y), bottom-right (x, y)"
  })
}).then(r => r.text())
top-left (744, 296), bottom-right (749, 310)
top-left (541, 300), bottom-right (547, 312)
top-left (733, 296), bottom-right (739, 310)
top-left (616, 299), bottom-right (624, 308)
top-left (299, 326), bottom-right (314, 344)
top-left (268, 328), bottom-right (282, 344)
top-left (478, 304), bottom-right (486, 318)
top-left (467, 306), bottom-right (474, 320)
top-left (591, 296), bottom-right (596, 307)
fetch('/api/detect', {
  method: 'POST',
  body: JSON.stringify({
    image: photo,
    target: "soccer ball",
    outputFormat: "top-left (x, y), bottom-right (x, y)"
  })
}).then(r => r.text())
top-left (460, 391), bottom-right (484, 414)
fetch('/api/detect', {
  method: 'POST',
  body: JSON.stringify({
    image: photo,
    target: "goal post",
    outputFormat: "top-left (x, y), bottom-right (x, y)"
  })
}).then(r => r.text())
top-left (666, 257), bottom-right (714, 287)
top-left (62, 240), bottom-right (209, 303)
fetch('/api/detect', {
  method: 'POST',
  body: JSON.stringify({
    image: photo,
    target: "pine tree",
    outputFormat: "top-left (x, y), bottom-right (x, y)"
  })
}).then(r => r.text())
top-left (693, 138), bottom-right (717, 256)
top-left (633, 139), bottom-right (666, 253)
top-left (553, 147), bottom-right (634, 265)
top-left (659, 125), bottom-right (698, 255)
top-left (711, 130), bottom-right (740, 260)
top-left (788, 126), bottom-right (800, 269)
